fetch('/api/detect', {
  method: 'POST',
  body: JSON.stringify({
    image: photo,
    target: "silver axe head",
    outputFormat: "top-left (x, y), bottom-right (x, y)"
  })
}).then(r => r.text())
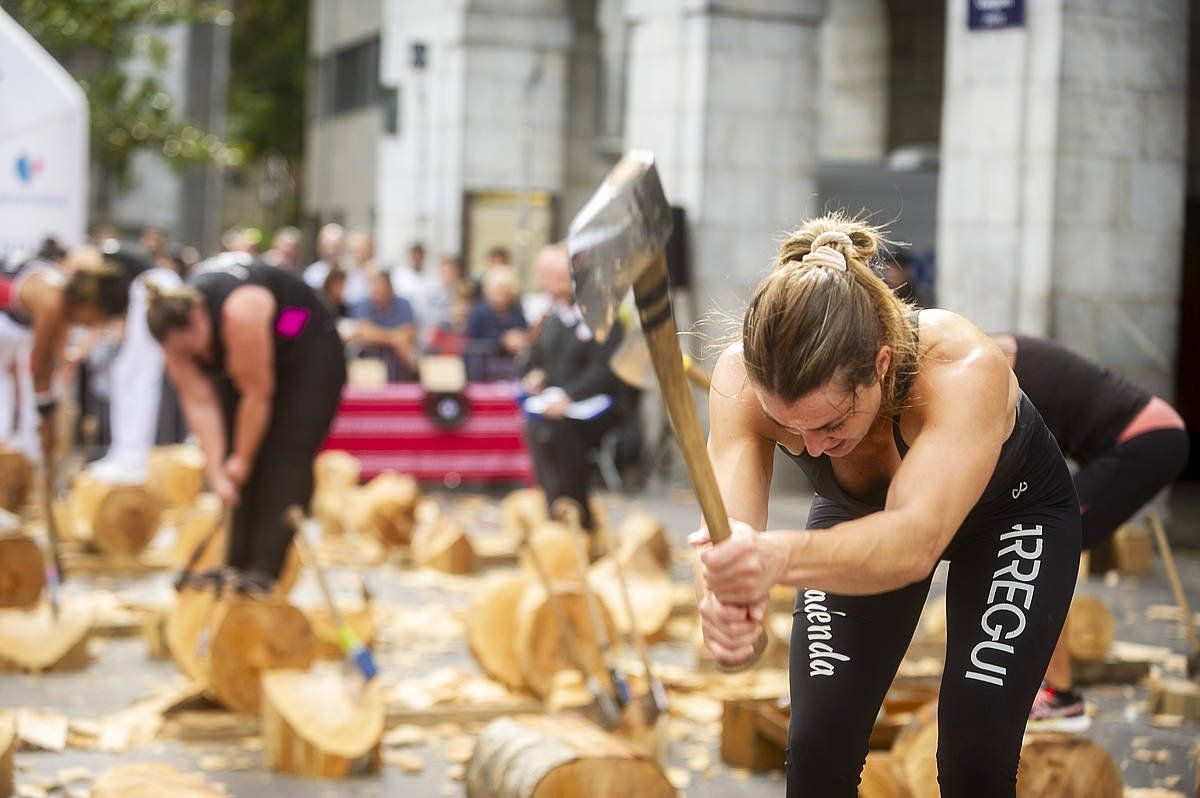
top-left (567, 150), bottom-right (674, 343)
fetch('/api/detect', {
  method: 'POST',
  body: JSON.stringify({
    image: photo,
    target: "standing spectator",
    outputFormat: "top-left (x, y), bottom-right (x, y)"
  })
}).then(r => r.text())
top-left (486, 245), bottom-right (512, 270)
top-left (423, 254), bottom-right (465, 335)
top-left (391, 243), bottom-right (431, 302)
top-left (347, 271), bottom-right (417, 381)
top-left (303, 223), bottom-right (345, 289)
top-left (429, 283), bottom-right (475, 356)
top-left (466, 265), bottom-right (527, 381)
top-left (139, 226), bottom-right (168, 262)
top-left (521, 243), bottom-right (623, 533)
top-left (266, 226), bottom-right (303, 272)
top-left (320, 267), bottom-right (350, 319)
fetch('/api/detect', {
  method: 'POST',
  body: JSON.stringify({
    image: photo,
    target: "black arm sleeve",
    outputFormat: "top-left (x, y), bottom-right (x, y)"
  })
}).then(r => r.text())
top-left (561, 321), bottom-right (622, 400)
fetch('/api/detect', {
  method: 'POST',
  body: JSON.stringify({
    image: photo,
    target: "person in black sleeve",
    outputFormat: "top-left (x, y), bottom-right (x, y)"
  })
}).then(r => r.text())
top-left (146, 252), bottom-right (347, 594)
top-left (521, 243), bottom-right (623, 534)
top-left (991, 333), bottom-right (1188, 728)
top-left (691, 214), bottom-right (1080, 798)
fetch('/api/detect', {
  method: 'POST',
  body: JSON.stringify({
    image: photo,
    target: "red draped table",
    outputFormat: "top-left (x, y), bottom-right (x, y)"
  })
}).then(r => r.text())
top-left (322, 382), bottom-right (535, 485)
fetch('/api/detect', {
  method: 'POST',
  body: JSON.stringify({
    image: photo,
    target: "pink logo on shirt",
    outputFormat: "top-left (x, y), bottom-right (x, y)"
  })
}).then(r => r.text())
top-left (276, 307), bottom-right (310, 338)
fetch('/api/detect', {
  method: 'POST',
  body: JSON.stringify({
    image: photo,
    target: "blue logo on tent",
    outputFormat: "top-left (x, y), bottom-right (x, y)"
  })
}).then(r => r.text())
top-left (15, 154), bottom-right (44, 184)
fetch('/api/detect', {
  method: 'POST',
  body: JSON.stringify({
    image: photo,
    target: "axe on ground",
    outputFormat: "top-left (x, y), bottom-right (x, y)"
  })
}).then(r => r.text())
top-left (567, 150), bottom-right (766, 671)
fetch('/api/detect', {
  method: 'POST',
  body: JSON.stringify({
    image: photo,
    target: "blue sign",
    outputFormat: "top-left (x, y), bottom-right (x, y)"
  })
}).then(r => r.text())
top-left (968, 0), bottom-right (1024, 30)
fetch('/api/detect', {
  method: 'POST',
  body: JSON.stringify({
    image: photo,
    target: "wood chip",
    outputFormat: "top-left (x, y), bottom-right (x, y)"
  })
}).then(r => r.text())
top-left (384, 748), bottom-right (425, 774)
top-left (16, 708), bottom-right (68, 752)
top-left (383, 724), bottom-right (429, 747)
top-left (666, 766), bottom-right (692, 789)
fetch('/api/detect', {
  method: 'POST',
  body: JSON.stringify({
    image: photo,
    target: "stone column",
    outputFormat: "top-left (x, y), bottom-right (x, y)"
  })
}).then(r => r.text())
top-left (622, 0), bottom-right (827, 323)
top-left (818, 0), bottom-right (888, 162)
top-left (938, 1), bottom-right (1188, 397)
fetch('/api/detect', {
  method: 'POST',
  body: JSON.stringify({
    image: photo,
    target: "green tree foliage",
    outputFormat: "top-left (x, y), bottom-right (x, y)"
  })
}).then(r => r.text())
top-left (3, 0), bottom-right (243, 187)
top-left (226, 0), bottom-right (308, 164)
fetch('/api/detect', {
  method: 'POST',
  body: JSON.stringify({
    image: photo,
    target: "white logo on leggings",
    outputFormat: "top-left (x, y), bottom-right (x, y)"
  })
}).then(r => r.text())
top-left (803, 589), bottom-right (850, 677)
top-left (964, 523), bottom-right (1043, 686)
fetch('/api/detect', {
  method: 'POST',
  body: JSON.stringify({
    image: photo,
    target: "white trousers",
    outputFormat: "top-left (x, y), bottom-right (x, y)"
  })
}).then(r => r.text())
top-left (0, 315), bottom-right (37, 463)
top-left (89, 267), bottom-right (182, 483)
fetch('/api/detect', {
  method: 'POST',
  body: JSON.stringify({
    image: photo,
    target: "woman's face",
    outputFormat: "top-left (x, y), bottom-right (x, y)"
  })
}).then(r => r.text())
top-left (756, 347), bottom-right (891, 459)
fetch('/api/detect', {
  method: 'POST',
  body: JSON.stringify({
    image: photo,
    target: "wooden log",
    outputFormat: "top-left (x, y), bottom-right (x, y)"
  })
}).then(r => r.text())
top-left (615, 511), bottom-right (670, 572)
top-left (467, 574), bottom-right (536, 690)
top-left (412, 517), bottom-right (479, 575)
top-left (70, 472), bottom-right (162, 557)
top-left (91, 762), bottom-right (226, 798)
top-left (0, 601), bottom-right (92, 672)
top-left (349, 472), bottom-right (420, 546)
top-left (1145, 675), bottom-right (1200, 720)
top-left (307, 604), bottom-right (375, 660)
top-left (0, 712), bottom-right (14, 798)
top-left (172, 516), bottom-right (300, 597)
top-left (205, 597), bottom-right (317, 715)
top-left (588, 556), bottom-right (673, 643)
top-left (894, 701), bottom-right (1121, 798)
top-left (261, 666), bottom-right (385, 778)
top-left (1070, 656), bottom-right (1151, 686)
top-left (501, 488), bottom-right (548, 537)
top-left (147, 444), bottom-right (206, 510)
top-left (0, 449), bottom-right (31, 512)
top-left (860, 751), bottom-right (909, 798)
top-left (518, 522), bottom-right (587, 584)
top-left (313, 450), bottom-right (361, 537)
top-left (720, 699), bottom-right (786, 770)
top-left (1109, 523), bottom-right (1153, 576)
top-left (0, 535), bottom-right (43, 608)
top-left (172, 493), bottom-right (222, 566)
top-left (515, 584), bottom-right (618, 698)
top-left (465, 714), bottom-right (675, 798)
top-left (1066, 596), bottom-right (1115, 663)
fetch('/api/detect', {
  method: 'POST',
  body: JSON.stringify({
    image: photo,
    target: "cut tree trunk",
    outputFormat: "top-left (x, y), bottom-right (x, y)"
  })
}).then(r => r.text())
top-left (1066, 596), bottom-right (1115, 663)
top-left (207, 597), bottom-right (317, 714)
top-left (0, 711), bottom-right (14, 798)
top-left (588, 556), bottom-right (673, 643)
top-left (70, 472), bottom-right (162, 557)
top-left (312, 450), bottom-right (361, 536)
top-left (515, 584), bottom-right (617, 698)
top-left (467, 574), bottom-right (536, 690)
top-left (860, 751), bottom-right (908, 798)
top-left (147, 445), bottom-right (206, 511)
top-left (893, 701), bottom-right (1122, 798)
top-left (0, 449), bottom-right (31, 512)
top-left (1109, 523), bottom-right (1153, 576)
top-left (0, 535), bottom-right (43, 608)
top-left (261, 666), bottom-right (385, 778)
top-left (501, 488), bottom-right (548, 537)
top-left (0, 600), bottom-right (92, 672)
top-left (91, 762), bottom-right (226, 798)
top-left (172, 494), bottom-right (222, 567)
top-left (172, 517), bottom-right (300, 597)
top-left (518, 522), bottom-right (587, 585)
top-left (615, 511), bottom-right (670, 573)
top-left (349, 472), bottom-right (420, 546)
top-left (412, 517), bottom-right (479, 575)
top-left (465, 714), bottom-right (675, 798)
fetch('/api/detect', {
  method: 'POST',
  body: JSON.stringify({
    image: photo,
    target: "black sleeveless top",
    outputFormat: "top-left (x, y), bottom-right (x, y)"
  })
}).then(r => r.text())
top-left (1011, 335), bottom-right (1148, 463)
top-left (782, 317), bottom-right (1050, 524)
top-left (188, 254), bottom-right (335, 379)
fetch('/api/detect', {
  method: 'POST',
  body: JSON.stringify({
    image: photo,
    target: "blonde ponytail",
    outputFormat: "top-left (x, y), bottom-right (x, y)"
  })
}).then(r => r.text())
top-left (146, 284), bottom-right (203, 343)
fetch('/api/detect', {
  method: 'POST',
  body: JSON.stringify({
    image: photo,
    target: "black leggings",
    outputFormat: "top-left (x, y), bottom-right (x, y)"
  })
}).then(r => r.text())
top-left (220, 328), bottom-right (347, 577)
top-left (787, 459), bottom-right (1080, 795)
top-left (1075, 428), bottom-right (1189, 549)
top-left (526, 415), bottom-right (613, 531)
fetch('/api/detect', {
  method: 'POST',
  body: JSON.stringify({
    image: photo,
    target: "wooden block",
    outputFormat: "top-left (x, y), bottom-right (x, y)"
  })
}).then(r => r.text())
top-left (412, 517), bottom-right (479, 575)
top-left (261, 667), bottom-right (385, 778)
top-left (1070, 656), bottom-right (1151, 686)
top-left (69, 473), bottom-right (162, 557)
top-left (91, 762), bottom-right (226, 798)
top-left (0, 601), bottom-right (92, 673)
top-left (1066, 596), bottom-right (1115, 663)
top-left (720, 699), bottom-right (786, 771)
top-left (0, 535), bottom-right (43, 609)
top-left (1110, 523), bottom-right (1153, 576)
top-left (465, 714), bottom-right (675, 798)
top-left (0, 448), bottom-right (31, 512)
top-left (147, 445), bottom-right (206, 510)
top-left (1146, 676), bottom-right (1200, 721)
top-left (0, 712), bottom-right (14, 798)
top-left (349, 472), bottom-right (419, 547)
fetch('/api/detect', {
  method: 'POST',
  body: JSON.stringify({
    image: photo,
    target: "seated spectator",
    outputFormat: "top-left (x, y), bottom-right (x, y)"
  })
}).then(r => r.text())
top-left (429, 283), bottom-right (475, 356)
top-left (421, 254), bottom-right (465, 341)
top-left (321, 267), bottom-right (350, 318)
top-left (521, 243), bottom-right (623, 533)
top-left (466, 266), bottom-right (527, 381)
top-left (347, 271), bottom-right (417, 381)
top-left (342, 228), bottom-right (376, 306)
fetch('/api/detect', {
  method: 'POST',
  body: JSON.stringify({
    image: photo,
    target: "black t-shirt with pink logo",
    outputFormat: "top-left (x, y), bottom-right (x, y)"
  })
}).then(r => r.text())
top-left (189, 253), bottom-right (336, 379)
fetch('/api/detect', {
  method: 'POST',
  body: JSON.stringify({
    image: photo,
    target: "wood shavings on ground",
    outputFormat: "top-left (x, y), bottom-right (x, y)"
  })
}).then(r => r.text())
top-left (384, 748), bottom-right (425, 774)
top-left (385, 667), bottom-right (526, 713)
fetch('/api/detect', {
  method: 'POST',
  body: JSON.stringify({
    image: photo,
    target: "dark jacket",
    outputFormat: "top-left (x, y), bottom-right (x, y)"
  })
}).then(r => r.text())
top-left (524, 307), bottom-right (622, 400)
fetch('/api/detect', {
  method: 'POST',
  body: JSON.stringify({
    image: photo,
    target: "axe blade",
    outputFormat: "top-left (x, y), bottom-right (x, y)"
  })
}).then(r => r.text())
top-left (567, 150), bottom-right (673, 342)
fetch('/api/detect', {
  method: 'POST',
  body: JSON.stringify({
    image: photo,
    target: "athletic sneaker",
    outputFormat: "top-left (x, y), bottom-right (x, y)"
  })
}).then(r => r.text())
top-left (1027, 682), bottom-right (1091, 732)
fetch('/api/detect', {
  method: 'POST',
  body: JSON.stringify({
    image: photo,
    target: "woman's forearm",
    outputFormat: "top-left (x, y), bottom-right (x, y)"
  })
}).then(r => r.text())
top-left (230, 392), bottom-right (273, 467)
top-left (771, 510), bottom-right (936, 595)
top-left (180, 394), bottom-right (228, 477)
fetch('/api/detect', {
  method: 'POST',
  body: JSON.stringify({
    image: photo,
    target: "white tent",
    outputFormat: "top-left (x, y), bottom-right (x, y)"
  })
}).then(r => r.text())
top-left (0, 8), bottom-right (87, 260)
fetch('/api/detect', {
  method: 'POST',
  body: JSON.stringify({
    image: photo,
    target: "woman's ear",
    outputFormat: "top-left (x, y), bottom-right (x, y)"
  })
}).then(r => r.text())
top-left (875, 345), bottom-right (892, 383)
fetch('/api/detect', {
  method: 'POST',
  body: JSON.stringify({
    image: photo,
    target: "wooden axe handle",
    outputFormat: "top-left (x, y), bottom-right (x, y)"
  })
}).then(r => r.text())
top-left (1148, 510), bottom-right (1200, 654)
top-left (632, 252), bottom-right (766, 670)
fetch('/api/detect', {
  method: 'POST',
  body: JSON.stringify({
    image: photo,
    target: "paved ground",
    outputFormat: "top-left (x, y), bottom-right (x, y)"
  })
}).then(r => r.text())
top-left (2, 480), bottom-right (1199, 796)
